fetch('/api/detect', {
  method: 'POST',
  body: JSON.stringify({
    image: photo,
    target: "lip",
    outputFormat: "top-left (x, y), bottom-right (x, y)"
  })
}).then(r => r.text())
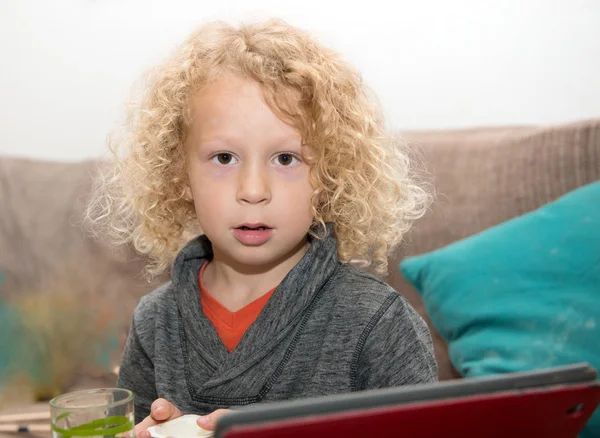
top-left (235, 222), bottom-right (272, 229)
top-left (232, 223), bottom-right (273, 246)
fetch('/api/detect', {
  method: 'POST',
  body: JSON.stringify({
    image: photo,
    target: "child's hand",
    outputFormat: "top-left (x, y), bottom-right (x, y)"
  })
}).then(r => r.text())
top-left (196, 409), bottom-right (232, 431)
top-left (134, 398), bottom-right (183, 438)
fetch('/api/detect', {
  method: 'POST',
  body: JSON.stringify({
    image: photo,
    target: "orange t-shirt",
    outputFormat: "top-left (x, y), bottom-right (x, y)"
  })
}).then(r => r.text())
top-left (198, 262), bottom-right (276, 352)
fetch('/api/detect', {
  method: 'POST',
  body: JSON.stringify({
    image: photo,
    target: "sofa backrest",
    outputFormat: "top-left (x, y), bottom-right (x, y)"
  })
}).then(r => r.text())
top-left (0, 157), bottom-right (164, 386)
top-left (387, 118), bottom-right (600, 379)
top-left (2, 118), bottom-right (598, 384)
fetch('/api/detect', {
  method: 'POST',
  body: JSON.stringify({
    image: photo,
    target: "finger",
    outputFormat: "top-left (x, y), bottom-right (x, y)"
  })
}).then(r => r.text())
top-left (134, 400), bottom-right (183, 438)
top-left (151, 398), bottom-right (182, 421)
top-left (134, 415), bottom-right (158, 438)
top-left (196, 409), bottom-right (231, 431)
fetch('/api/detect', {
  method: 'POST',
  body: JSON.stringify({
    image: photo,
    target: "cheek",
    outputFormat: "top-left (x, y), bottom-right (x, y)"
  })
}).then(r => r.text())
top-left (188, 165), bottom-right (234, 196)
top-left (281, 178), bottom-right (313, 216)
top-left (187, 174), bottom-right (231, 221)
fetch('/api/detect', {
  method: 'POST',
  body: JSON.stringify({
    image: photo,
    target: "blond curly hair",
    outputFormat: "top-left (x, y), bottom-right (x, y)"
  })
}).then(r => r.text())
top-left (87, 18), bottom-right (431, 276)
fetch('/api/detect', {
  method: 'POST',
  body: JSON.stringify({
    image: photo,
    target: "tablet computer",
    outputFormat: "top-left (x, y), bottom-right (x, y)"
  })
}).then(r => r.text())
top-left (214, 363), bottom-right (600, 438)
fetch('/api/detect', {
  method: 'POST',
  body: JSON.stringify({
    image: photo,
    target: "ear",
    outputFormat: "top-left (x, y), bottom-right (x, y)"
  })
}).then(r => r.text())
top-left (184, 185), bottom-right (193, 202)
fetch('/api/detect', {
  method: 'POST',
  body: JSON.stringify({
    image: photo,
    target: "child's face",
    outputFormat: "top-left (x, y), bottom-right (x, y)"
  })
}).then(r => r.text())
top-left (184, 73), bottom-right (313, 270)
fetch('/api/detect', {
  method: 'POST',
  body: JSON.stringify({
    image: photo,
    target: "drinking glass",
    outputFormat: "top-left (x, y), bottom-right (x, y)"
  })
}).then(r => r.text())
top-left (49, 388), bottom-right (134, 438)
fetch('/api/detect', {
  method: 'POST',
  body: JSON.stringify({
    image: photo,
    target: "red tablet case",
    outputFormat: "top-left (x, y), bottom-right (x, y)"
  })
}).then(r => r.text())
top-left (219, 383), bottom-right (600, 438)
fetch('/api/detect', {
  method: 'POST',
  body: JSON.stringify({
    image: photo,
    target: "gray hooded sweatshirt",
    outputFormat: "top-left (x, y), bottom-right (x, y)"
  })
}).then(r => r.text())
top-left (118, 225), bottom-right (437, 423)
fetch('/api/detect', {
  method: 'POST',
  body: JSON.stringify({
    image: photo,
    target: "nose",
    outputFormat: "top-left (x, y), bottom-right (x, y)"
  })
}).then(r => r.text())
top-left (236, 162), bottom-right (271, 205)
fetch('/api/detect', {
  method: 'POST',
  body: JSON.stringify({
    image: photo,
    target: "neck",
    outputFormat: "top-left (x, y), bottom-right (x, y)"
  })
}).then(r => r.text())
top-left (202, 238), bottom-right (310, 311)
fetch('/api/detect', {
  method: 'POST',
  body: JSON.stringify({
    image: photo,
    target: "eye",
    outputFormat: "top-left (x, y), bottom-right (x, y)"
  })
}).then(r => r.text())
top-left (211, 153), bottom-right (238, 165)
top-left (274, 153), bottom-right (299, 166)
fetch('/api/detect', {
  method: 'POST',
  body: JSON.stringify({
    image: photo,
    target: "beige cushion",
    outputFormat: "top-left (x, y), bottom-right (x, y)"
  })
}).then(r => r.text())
top-left (0, 157), bottom-right (163, 389)
top-left (387, 119), bottom-right (600, 380)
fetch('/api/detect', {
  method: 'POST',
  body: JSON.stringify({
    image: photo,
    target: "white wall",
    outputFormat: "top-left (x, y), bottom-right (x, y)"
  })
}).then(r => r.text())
top-left (1, 0), bottom-right (599, 161)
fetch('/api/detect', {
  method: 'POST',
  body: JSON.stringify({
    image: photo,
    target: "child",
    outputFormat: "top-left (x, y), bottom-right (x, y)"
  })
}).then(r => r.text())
top-left (88, 18), bottom-right (437, 437)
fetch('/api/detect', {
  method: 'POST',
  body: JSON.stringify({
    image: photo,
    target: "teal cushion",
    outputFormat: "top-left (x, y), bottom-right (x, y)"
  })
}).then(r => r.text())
top-left (401, 181), bottom-right (600, 438)
top-left (0, 272), bottom-right (11, 384)
top-left (0, 296), bottom-right (23, 387)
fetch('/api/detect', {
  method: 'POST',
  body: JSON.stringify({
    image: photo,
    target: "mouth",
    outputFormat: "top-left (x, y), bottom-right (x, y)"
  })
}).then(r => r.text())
top-left (232, 223), bottom-right (273, 245)
top-left (235, 223), bottom-right (272, 231)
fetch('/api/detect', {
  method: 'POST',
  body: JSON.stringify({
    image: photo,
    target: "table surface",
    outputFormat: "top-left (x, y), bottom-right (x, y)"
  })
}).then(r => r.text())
top-left (0, 402), bottom-right (50, 438)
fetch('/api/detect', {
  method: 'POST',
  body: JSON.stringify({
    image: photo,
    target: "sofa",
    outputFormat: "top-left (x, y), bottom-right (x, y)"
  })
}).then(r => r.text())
top-left (390, 118), bottom-right (600, 381)
top-left (1, 118), bottom-right (598, 436)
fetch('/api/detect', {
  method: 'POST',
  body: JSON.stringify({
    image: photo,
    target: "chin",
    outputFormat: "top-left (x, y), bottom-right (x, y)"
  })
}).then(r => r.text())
top-left (231, 244), bottom-right (303, 267)
top-left (232, 250), bottom-right (281, 267)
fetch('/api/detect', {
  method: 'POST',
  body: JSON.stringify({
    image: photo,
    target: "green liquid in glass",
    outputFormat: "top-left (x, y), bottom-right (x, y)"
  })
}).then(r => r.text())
top-left (52, 415), bottom-right (133, 437)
